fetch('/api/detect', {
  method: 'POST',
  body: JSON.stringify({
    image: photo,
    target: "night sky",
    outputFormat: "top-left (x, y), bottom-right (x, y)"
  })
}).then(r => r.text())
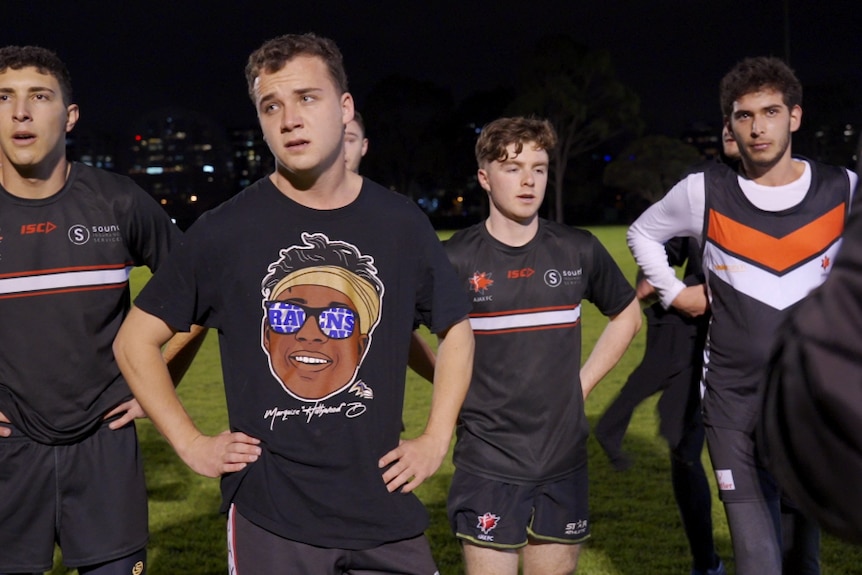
top-left (8, 0), bottom-right (862, 139)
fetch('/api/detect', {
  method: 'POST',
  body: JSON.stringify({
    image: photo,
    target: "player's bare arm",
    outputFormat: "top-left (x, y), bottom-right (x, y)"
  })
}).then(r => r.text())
top-left (105, 324), bottom-right (209, 429)
top-left (406, 330), bottom-right (436, 383)
top-left (114, 307), bottom-right (261, 478)
top-left (164, 323), bottom-right (209, 386)
top-left (635, 274), bottom-right (658, 303)
top-left (580, 297), bottom-right (642, 399)
top-left (380, 318), bottom-right (473, 493)
top-left (671, 284), bottom-right (709, 317)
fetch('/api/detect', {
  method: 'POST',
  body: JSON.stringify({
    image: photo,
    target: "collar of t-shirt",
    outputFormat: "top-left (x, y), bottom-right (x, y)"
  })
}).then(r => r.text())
top-left (738, 159), bottom-right (811, 212)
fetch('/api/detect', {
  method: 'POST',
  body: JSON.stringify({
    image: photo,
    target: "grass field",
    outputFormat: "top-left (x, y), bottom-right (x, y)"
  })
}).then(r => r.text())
top-left (51, 226), bottom-right (862, 574)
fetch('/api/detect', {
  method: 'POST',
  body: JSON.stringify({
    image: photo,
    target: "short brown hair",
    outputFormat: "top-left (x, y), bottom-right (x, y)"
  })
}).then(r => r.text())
top-left (350, 110), bottom-right (365, 136)
top-left (245, 33), bottom-right (348, 101)
top-left (719, 56), bottom-right (802, 118)
top-left (0, 45), bottom-right (73, 105)
top-left (475, 117), bottom-right (557, 167)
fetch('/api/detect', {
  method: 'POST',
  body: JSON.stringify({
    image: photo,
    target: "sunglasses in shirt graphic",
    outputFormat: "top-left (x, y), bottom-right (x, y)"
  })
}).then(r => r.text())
top-left (261, 232), bottom-right (383, 401)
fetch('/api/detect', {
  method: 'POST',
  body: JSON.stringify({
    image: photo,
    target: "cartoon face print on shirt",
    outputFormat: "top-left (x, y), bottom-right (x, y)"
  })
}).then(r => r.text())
top-left (261, 232), bottom-right (383, 401)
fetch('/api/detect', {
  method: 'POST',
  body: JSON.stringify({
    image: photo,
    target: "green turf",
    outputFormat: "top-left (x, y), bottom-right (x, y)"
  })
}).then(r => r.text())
top-left (49, 226), bottom-right (862, 574)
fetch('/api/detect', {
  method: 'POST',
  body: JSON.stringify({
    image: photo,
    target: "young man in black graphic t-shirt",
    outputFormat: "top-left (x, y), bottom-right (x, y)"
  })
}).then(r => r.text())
top-left (114, 33), bottom-right (473, 574)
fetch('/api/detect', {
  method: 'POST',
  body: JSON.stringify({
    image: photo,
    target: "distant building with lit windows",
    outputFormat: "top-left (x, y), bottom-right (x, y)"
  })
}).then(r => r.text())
top-left (681, 122), bottom-right (722, 160)
top-left (126, 107), bottom-right (233, 229)
top-left (229, 128), bottom-right (273, 189)
top-left (809, 123), bottom-right (859, 168)
top-left (67, 129), bottom-right (118, 171)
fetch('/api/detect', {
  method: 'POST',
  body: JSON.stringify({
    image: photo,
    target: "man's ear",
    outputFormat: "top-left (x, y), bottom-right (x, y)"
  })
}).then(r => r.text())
top-left (65, 104), bottom-right (80, 133)
top-left (477, 168), bottom-right (491, 193)
top-left (341, 92), bottom-right (354, 126)
top-left (789, 105), bottom-right (802, 133)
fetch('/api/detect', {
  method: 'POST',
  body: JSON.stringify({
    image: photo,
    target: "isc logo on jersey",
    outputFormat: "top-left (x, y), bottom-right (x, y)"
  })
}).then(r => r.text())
top-left (20, 222), bottom-right (57, 235)
top-left (507, 267), bottom-right (534, 279)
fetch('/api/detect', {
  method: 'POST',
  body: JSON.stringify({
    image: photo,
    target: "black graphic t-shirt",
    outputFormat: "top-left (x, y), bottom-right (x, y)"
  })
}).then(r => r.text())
top-left (136, 177), bottom-right (470, 549)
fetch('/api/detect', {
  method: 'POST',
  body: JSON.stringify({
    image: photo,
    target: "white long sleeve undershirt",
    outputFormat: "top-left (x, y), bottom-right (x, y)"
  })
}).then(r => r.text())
top-left (627, 160), bottom-right (857, 309)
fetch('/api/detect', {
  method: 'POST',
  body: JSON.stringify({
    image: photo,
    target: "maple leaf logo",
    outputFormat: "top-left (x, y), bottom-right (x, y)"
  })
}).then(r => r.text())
top-left (469, 271), bottom-right (494, 294)
top-left (476, 512), bottom-right (500, 534)
top-left (821, 255), bottom-right (830, 270)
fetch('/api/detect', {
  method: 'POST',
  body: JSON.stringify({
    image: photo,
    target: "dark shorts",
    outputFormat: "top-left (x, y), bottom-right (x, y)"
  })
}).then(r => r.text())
top-left (0, 422), bottom-right (148, 572)
top-left (227, 505), bottom-right (439, 575)
top-left (447, 467), bottom-right (590, 549)
top-left (705, 425), bottom-right (778, 503)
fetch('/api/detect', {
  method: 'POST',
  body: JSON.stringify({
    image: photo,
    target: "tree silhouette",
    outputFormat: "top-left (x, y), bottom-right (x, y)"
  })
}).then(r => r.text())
top-left (361, 75), bottom-right (455, 200)
top-left (603, 135), bottom-right (703, 218)
top-left (450, 87), bottom-right (515, 218)
top-left (508, 35), bottom-right (642, 223)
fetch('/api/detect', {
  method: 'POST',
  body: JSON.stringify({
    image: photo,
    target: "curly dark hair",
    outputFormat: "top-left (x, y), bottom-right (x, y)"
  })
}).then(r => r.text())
top-left (0, 45), bottom-right (73, 105)
top-left (475, 116), bottom-right (557, 167)
top-left (719, 56), bottom-right (801, 118)
top-left (245, 33), bottom-right (348, 102)
top-left (261, 232), bottom-right (381, 297)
